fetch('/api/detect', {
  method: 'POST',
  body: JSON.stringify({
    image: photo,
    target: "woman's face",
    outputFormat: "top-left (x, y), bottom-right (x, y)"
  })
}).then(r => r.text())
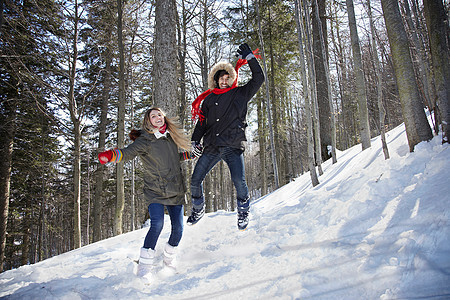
top-left (149, 110), bottom-right (165, 129)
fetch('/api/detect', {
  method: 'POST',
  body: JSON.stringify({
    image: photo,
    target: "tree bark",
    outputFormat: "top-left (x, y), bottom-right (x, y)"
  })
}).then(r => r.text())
top-left (69, 0), bottom-right (82, 249)
top-left (114, 0), bottom-right (126, 236)
top-left (381, 0), bottom-right (433, 151)
top-left (303, 0), bottom-right (323, 175)
top-left (367, 0), bottom-right (389, 159)
top-left (423, 0), bottom-right (450, 143)
top-left (312, 0), bottom-right (333, 161)
top-left (153, 0), bottom-right (178, 116)
top-left (330, 3), bottom-right (349, 149)
top-left (402, 0), bottom-right (433, 112)
top-left (312, 0), bottom-right (337, 163)
top-left (294, 0), bottom-right (319, 186)
top-left (72, 121), bottom-right (82, 249)
top-left (346, 0), bottom-right (371, 151)
top-left (0, 99), bottom-right (15, 272)
top-left (269, 15), bottom-right (283, 185)
top-left (257, 94), bottom-right (268, 195)
top-left (409, 0), bottom-right (438, 133)
top-left (93, 50), bottom-right (111, 242)
top-left (255, 0), bottom-right (279, 189)
top-left (177, 0), bottom-right (189, 125)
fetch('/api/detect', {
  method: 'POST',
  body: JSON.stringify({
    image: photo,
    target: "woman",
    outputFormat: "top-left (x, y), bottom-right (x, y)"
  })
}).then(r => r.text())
top-left (98, 107), bottom-right (197, 279)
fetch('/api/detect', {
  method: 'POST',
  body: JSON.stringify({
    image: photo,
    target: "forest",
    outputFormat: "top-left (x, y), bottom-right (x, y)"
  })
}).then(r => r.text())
top-left (0, 0), bottom-right (448, 272)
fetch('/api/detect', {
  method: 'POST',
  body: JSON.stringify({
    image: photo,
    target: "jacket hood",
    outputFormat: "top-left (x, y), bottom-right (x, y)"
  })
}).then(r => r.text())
top-left (139, 129), bottom-right (157, 139)
top-left (129, 129), bottom-right (154, 141)
top-left (208, 61), bottom-right (236, 89)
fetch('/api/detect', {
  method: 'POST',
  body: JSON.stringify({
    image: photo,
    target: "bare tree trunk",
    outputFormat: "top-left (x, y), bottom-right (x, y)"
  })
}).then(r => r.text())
top-left (114, 0), bottom-right (125, 236)
top-left (200, 0), bottom-right (208, 91)
top-left (330, 3), bottom-right (347, 149)
top-left (153, 0), bottom-right (178, 116)
top-left (219, 162), bottom-right (226, 210)
top-left (21, 211), bottom-right (31, 266)
top-left (68, 0), bottom-right (82, 249)
top-left (367, 0), bottom-right (389, 159)
top-left (312, 0), bottom-right (333, 162)
top-left (72, 121), bottom-right (82, 249)
top-left (312, 0), bottom-right (337, 163)
top-left (38, 147), bottom-right (46, 261)
top-left (0, 99), bottom-right (15, 272)
top-left (410, 0), bottom-right (439, 133)
top-left (255, 0), bottom-right (279, 189)
top-left (86, 149), bottom-right (91, 243)
top-left (196, 0), bottom-right (214, 211)
top-left (266, 7), bottom-right (284, 186)
top-left (213, 168), bottom-right (218, 211)
top-left (381, 0), bottom-right (433, 151)
top-left (257, 94), bottom-right (268, 195)
top-left (303, 0), bottom-right (323, 175)
top-left (204, 174), bottom-right (212, 213)
top-left (130, 74), bottom-right (136, 231)
top-left (93, 50), bottom-right (111, 242)
top-left (287, 98), bottom-right (297, 177)
top-left (402, 0), bottom-right (433, 112)
top-left (177, 0), bottom-right (189, 124)
top-left (294, 0), bottom-right (319, 187)
top-left (346, 0), bottom-right (371, 151)
top-left (424, 0), bottom-right (450, 143)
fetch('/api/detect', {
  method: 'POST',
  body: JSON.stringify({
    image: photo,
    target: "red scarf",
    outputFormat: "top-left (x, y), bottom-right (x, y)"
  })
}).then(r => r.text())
top-left (158, 123), bottom-right (167, 134)
top-left (191, 50), bottom-right (261, 123)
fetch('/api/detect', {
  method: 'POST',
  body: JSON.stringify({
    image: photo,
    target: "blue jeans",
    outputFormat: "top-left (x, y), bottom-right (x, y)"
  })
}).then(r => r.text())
top-left (143, 203), bottom-right (183, 250)
top-left (191, 146), bottom-right (249, 212)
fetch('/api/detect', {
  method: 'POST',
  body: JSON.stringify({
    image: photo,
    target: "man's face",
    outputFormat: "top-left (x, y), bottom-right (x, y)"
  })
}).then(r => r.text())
top-left (218, 74), bottom-right (230, 89)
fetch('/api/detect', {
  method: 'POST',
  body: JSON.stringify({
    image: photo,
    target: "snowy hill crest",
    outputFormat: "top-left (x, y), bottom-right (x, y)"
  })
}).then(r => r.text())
top-left (1, 123), bottom-right (449, 299)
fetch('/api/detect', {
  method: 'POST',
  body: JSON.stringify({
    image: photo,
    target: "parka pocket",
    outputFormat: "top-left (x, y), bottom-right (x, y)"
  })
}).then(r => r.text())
top-left (153, 167), bottom-right (185, 198)
top-left (223, 119), bottom-right (247, 144)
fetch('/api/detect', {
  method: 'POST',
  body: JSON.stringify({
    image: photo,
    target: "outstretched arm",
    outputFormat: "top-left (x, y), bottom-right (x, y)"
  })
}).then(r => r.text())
top-left (98, 149), bottom-right (123, 164)
top-left (98, 135), bottom-right (146, 164)
top-left (236, 43), bottom-right (265, 99)
top-left (241, 56), bottom-right (264, 100)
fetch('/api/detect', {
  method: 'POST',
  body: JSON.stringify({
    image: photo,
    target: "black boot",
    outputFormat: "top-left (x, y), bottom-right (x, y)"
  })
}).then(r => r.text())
top-left (237, 210), bottom-right (249, 230)
top-left (237, 198), bottom-right (250, 230)
top-left (187, 206), bottom-right (205, 225)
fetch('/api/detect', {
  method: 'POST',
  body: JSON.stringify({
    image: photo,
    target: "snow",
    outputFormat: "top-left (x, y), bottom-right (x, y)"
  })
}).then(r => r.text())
top-left (1, 121), bottom-right (449, 299)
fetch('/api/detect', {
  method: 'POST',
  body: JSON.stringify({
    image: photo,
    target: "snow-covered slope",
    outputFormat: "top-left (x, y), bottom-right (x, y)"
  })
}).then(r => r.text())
top-left (1, 122), bottom-right (449, 299)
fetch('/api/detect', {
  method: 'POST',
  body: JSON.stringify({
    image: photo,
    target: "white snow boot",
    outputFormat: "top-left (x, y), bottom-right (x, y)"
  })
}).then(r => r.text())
top-left (162, 243), bottom-right (178, 272)
top-left (137, 247), bottom-right (156, 278)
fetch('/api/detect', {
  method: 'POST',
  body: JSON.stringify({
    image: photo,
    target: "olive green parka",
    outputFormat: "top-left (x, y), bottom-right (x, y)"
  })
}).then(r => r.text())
top-left (120, 130), bottom-right (186, 206)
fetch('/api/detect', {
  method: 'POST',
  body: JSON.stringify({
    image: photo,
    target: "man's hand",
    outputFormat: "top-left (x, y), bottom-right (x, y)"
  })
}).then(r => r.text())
top-left (236, 43), bottom-right (254, 60)
top-left (191, 141), bottom-right (203, 158)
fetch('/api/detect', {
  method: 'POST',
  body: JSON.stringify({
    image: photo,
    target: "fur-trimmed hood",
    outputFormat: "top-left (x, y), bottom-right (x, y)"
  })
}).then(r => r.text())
top-left (207, 61), bottom-right (237, 89)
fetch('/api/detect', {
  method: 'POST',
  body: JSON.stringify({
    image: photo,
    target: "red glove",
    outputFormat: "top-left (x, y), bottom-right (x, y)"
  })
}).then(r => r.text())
top-left (98, 150), bottom-right (114, 164)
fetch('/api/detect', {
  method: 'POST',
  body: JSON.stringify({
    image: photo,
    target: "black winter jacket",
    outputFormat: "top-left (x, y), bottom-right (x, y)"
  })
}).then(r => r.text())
top-left (191, 58), bottom-right (264, 151)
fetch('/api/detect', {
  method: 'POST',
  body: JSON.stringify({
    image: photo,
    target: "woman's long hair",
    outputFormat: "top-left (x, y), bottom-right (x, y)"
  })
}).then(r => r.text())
top-left (142, 107), bottom-right (191, 151)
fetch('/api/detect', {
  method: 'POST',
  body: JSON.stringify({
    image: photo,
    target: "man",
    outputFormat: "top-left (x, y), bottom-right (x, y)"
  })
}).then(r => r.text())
top-left (188, 43), bottom-right (264, 230)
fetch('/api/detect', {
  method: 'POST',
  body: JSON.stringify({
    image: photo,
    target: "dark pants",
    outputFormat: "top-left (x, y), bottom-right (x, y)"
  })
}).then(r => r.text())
top-left (191, 146), bottom-right (249, 212)
top-left (143, 203), bottom-right (183, 250)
